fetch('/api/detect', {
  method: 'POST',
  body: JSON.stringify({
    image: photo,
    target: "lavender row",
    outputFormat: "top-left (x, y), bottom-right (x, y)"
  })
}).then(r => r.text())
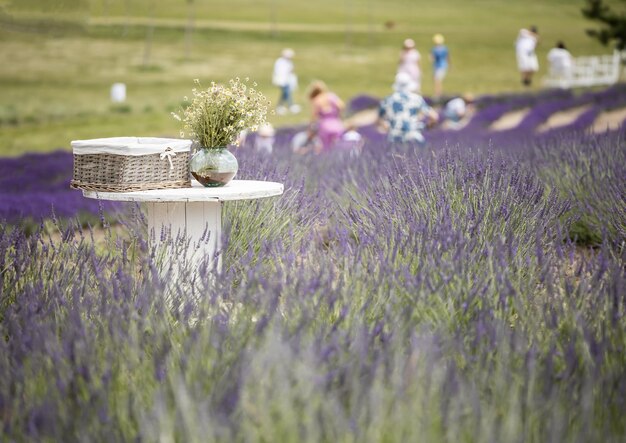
top-left (3, 84), bottom-right (626, 227)
top-left (0, 150), bottom-right (118, 224)
top-left (1, 131), bottom-right (625, 440)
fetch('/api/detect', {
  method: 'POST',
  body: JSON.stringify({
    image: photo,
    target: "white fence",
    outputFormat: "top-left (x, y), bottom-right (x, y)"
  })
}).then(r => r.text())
top-left (543, 50), bottom-right (622, 89)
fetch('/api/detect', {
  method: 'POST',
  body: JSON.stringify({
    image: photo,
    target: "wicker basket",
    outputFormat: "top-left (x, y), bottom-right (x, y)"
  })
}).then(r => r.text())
top-left (71, 137), bottom-right (192, 192)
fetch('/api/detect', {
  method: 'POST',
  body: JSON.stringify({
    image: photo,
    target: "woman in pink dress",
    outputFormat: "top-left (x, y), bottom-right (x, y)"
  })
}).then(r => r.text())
top-left (308, 81), bottom-right (345, 153)
top-left (397, 38), bottom-right (421, 93)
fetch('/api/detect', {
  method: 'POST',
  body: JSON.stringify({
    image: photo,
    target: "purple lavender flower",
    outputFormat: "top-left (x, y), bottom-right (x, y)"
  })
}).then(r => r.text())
top-left (0, 86), bottom-right (625, 442)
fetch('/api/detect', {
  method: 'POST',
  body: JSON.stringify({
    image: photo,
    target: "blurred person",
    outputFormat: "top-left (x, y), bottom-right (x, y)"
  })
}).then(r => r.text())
top-left (272, 48), bottom-right (300, 115)
top-left (291, 128), bottom-right (321, 155)
top-left (547, 41), bottom-right (574, 86)
top-left (442, 93), bottom-right (475, 129)
top-left (397, 38), bottom-right (421, 92)
top-left (308, 80), bottom-right (345, 153)
top-left (254, 123), bottom-right (275, 154)
top-left (110, 82), bottom-right (126, 103)
top-left (378, 72), bottom-right (438, 145)
top-left (516, 26), bottom-right (539, 87)
top-left (430, 34), bottom-right (449, 101)
top-left (334, 125), bottom-right (364, 158)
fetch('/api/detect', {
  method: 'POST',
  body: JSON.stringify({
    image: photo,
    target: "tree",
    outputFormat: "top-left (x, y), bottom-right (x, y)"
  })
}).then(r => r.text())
top-left (582, 0), bottom-right (626, 50)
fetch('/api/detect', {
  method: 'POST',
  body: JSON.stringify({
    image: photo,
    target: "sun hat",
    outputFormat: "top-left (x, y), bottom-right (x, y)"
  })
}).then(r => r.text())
top-left (393, 72), bottom-right (418, 92)
top-left (403, 38), bottom-right (415, 49)
top-left (282, 48), bottom-right (295, 58)
top-left (257, 123), bottom-right (275, 137)
top-left (461, 92), bottom-right (475, 104)
top-left (433, 34), bottom-right (445, 45)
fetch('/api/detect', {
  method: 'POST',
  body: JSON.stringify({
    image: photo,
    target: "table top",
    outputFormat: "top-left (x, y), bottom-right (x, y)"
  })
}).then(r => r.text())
top-left (82, 179), bottom-right (283, 202)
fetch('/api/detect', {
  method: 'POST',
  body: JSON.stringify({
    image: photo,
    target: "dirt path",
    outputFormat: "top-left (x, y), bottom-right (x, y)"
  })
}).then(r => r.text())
top-left (489, 107), bottom-right (530, 131)
top-left (536, 105), bottom-right (591, 133)
top-left (344, 109), bottom-right (378, 128)
top-left (88, 16), bottom-right (382, 33)
top-left (591, 107), bottom-right (626, 133)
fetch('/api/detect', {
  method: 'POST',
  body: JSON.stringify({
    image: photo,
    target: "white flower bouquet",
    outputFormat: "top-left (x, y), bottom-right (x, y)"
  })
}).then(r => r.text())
top-left (173, 78), bottom-right (270, 149)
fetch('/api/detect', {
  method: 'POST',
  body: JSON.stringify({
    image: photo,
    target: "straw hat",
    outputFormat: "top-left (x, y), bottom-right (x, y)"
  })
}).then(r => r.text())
top-left (433, 34), bottom-right (445, 45)
top-left (282, 48), bottom-right (295, 58)
top-left (403, 38), bottom-right (415, 49)
top-left (257, 123), bottom-right (275, 137)
top-left (461, 93), bottom-right (475, 104)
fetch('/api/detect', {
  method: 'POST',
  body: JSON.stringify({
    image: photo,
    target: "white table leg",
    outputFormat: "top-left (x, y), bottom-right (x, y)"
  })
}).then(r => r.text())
top-left (183, 201), bottom-right (222, 272)
top-left (145, 201), bottom-right (222, 277)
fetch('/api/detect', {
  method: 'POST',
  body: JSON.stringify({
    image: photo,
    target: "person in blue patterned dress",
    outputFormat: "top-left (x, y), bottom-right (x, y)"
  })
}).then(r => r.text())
top-left (378, 72), bottom-right (439, 145)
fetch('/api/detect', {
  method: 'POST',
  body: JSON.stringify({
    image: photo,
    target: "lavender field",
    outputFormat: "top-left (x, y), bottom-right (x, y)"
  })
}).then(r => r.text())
top-left (1, 87), bottom-right (625, 441)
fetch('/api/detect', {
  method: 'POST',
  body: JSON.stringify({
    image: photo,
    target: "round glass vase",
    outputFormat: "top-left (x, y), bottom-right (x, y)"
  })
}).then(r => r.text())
top-left (189, 147), bottom-right (238, 187)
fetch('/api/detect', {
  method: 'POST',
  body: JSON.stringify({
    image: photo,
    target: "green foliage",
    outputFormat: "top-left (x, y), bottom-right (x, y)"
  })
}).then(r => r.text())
top-left (568, 219), bottom-right (603, 246)
top-left (222, 179), bottom-right (319, 274)
top-left (535, 131), bottom-right (626, 246)
top-left (582, 0), bottom-right (626, 50)
top-left (109, 104), bottom-right (132, 113)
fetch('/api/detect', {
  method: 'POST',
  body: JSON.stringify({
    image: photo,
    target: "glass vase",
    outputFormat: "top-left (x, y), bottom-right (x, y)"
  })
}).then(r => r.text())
top-left (189, 147), bottom-right (238, 187)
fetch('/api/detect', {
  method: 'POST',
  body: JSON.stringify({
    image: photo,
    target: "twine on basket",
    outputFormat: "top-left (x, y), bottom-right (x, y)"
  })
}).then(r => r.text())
top-left (160, 147), bottom-right (177, 170)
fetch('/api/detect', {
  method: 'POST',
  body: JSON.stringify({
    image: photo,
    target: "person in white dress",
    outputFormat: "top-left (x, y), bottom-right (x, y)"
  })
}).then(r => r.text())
top-left (547, 41), bottom-right (574, 87)
top-left (397, 38), bottom-right (421, 93)
top-left (515, 26), bottom-right (539, 87)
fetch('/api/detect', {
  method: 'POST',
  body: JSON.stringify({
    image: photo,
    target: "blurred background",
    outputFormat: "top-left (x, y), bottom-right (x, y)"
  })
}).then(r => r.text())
top-left (0, 0), bottom-right (618, 156)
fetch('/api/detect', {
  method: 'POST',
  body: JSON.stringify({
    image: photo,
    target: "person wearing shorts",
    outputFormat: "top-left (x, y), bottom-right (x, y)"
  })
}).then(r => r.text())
top-left (430, 34), bottom-right (449, 101)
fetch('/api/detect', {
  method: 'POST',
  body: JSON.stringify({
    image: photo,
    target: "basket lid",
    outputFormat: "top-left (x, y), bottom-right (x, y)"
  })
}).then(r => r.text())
top-left (71, 137), bottom-right (192, 155)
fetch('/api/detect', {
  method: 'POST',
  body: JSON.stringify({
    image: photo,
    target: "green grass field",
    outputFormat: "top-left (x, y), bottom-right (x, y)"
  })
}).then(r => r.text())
top-left (0, 0), bottom-right (619, 156)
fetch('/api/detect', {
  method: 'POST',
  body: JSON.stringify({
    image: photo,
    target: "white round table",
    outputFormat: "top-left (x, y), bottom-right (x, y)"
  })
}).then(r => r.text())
top-left (83, 180), bottom-right (283, 274)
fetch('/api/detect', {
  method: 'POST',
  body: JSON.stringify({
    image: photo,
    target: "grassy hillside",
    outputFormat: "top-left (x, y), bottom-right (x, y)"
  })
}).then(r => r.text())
top-left (0, 0), bottom-right (619, 155)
